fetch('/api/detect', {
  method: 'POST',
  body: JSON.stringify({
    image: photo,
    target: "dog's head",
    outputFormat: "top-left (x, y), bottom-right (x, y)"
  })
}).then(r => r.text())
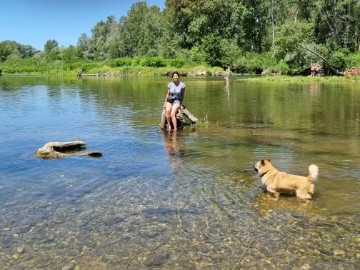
top-left (254, 158), bottom-right (272, 177)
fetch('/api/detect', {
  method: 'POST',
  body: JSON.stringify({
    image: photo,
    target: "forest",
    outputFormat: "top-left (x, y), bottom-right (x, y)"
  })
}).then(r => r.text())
top-left (1, 0), bottom-right (360, 76)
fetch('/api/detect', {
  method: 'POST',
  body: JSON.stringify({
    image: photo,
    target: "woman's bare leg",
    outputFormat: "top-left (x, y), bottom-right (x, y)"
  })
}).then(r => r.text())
top-left (171, 103), bottom-right (180, 131)
top-left (165, 102), bottom-right (173, 131)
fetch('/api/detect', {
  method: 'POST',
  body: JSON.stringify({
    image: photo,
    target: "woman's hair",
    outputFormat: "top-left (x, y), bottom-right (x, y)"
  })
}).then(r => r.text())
top-left (172, 71), bottom-right (180, 78)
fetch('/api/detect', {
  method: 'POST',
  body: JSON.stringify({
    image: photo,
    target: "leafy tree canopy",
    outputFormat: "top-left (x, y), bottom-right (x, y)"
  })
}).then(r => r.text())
top-left (1, 0), bottom-right (360, 74)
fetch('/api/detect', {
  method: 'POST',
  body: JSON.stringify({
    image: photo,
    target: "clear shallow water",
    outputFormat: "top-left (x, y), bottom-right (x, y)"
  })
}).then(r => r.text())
top-left (0, 76), bottom-right (359, 269)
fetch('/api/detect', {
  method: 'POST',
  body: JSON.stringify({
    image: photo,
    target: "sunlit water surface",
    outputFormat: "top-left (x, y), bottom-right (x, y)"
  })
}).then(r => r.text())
top-left (0, 76), bottom-right (359, 269)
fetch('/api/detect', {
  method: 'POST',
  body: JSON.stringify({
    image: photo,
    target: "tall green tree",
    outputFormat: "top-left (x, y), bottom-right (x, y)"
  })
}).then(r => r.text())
top-left (87, 16), bottom-right (118, 60)
top-left (120, 2), bottom-right (163, 57)
top-left (137, 5), bottom-right (163, 56)
top-left (242, 0), bottom-right (268, 52)
top-left (0, 41), bottom-right (36, 62)
top-left (61, 45), bottom-right (78, 63)
top-left (0, 41), bottom-right (20, 62)
top-left (44, 39), bottom-right (60, 62)
top-left (18, 44), bottom-right (37, 58)
top-left (165, 0), bottom-right (247, 49)
top-left (272, 21), bottom-right (314, 67)
top-left (3, 0), bottom-right (360, 73)
top-left (77, 33), bottom-right (90, 59)
top-left (314, 0), bottom-right (359, 50)
top-left (201, 34), bottom-right (224, 67)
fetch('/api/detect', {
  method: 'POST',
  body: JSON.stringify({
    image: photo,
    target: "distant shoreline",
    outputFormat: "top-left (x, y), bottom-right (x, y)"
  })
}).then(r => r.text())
top-left (1, 73), bottom-right (359, 83)
top-left (1, 67), bottom-right (360, 84)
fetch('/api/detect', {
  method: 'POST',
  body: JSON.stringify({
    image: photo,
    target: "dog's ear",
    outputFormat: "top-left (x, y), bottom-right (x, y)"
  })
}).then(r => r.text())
top-left (265, 157), bottom-right (270, 162)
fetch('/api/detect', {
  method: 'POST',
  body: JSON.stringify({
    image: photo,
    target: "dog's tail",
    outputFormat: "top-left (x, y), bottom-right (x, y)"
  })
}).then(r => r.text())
top-left (308, 164), bottom-right (319, 182)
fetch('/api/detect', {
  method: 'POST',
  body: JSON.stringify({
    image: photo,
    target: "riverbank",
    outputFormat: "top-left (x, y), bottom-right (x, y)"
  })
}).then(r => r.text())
top-left (1, 65), bottom-right (360, 83)
top-left (0, 65), bottom-right (226, 78)
top-left (236, 74), bottom-right (360, 83)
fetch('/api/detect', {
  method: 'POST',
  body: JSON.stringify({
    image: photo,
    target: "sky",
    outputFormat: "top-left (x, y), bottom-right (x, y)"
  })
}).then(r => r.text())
top-left (0, 0), bottom-right (165, 50)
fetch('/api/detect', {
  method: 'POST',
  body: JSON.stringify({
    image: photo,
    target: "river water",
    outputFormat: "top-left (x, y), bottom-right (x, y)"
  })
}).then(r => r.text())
top-left (0, 76), bottom-right (359, 269)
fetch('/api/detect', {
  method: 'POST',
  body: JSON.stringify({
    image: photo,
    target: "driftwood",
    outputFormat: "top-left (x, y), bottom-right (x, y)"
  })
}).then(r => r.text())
top-left (300, 44), bottom-right (344, 76)
top-left (35, 141), bottom-right (102, 160)
top-left (160, 104), bottom-right (198, 130)
top-left (299, 63), bottom-right (324, 76)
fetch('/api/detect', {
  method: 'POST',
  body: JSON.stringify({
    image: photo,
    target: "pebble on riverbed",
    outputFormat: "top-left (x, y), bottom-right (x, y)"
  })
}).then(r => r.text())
top-left (333, 249), bottom-right (345, 255)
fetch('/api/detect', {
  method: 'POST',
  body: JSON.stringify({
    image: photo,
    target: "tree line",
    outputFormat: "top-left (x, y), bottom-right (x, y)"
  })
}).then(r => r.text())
top-left (1, 0), bottom-right (360, 75)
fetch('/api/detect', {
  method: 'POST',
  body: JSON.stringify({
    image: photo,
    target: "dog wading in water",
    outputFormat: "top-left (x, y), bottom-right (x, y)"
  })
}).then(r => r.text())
top-left (254, 158), bottom-right (319, 199)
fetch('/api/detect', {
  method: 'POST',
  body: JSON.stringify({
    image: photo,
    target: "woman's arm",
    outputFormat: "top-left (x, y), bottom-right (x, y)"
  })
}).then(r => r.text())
top-left (163, 89), bottom-right (170, 108)
top-left (180, 88), bottom-right (185, 106)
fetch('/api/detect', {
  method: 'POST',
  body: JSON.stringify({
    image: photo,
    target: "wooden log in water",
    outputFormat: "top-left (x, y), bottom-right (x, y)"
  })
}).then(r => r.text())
top-left (35, 141), bottom-right (102, 159)
top-left (181, 105), bottom-right (198, 124)
top-left (160, 104), bottom-right (198, 130)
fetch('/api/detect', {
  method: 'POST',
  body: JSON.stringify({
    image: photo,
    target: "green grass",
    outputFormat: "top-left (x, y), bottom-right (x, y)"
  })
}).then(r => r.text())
top-left (236, 75), bottom-right (360, 83)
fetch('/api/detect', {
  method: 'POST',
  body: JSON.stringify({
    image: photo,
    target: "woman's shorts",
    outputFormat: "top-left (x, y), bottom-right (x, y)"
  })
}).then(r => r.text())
top-left (167, 97), bottom-right (181, 104)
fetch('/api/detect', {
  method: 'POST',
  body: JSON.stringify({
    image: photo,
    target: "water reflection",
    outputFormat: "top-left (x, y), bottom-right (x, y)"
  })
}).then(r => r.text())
top-left (255, 193), bottom-right (314, 216)
top-left (224, 75), bottom-right (230, 95)
top-left (308, 82), bottom-right (320, 97)
top-left (163, 131), bottom-right (185, 175)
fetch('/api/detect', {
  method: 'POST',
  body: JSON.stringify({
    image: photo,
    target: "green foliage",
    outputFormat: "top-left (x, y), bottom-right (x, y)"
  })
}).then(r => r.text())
top-left (272, 21), bottom-right (314, 66)
top-left (221, 39), bottom-right (242, 67)
top-left (166, 0), bottom-right (250, 50)
top-left (236, 52), bottom-right (276, 74)
top-left (345, 53), bottom-right (360, 69)
top-left (189, 46), bottom-right (205, 63)
top-left (61, 45), bottom-right (79, 63)
top-left (62, 61), bottom-right (99, 72)
top-left (79, 62), bottom-right (101, 72)
top-left (140, 56), bottom-right (167, 67)
top-left (0, 41), bottom-right (19, 62)
top-left (197, 114), bottom-right (209, 126)
top-left (1, 57), bottom-right (48, 74)
top-left (44, 39), bottom-right (60, 62)
top-left (274, 60), bottom-right (290, 75)
top-left (329, 51), bottom-right (347, 71)
top-left (169, 58), bottom-right (186, 68)
top-left (0, 40), bottom-right (37, 62)
top-left (132, 57), bottom-right (142, 66)
top-left (2, 0), bottom-right (360, 74)
top-left (201, 34), bottom-right (224, 67)
top-left (18, 44), bottom-right (37, 58)
top-left (107, 57), bottom-right (133, 67)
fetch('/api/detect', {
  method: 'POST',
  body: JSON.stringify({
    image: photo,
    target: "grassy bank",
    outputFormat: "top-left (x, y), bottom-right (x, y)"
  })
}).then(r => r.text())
top-left (1, 62), bottom-right (359, 83)
top-left (0, 65), bottom-right (227, 77)
top-left (233, 74), bottom-right (360, 84)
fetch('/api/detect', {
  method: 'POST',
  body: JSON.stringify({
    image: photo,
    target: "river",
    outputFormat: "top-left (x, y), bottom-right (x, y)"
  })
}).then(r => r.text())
top-left (0, 75), bottom-right (359, 269)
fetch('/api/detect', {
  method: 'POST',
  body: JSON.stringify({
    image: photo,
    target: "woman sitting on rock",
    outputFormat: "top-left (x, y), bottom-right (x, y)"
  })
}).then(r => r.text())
top-left (163, 71), bottom-right (185, 131)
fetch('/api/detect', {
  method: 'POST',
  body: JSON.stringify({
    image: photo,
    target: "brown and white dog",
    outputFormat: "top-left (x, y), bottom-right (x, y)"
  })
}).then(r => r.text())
top-left (254, 158), bottom-right (318, 199)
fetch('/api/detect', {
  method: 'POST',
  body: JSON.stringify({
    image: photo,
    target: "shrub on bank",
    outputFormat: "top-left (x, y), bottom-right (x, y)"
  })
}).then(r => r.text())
top-left (345, 53), bottom-right (360, 70)
top-left (140, 56), bottom-right (167, 67)
top-left (169, 58), bottom-right (186, 68)
top-left (1, 53), bottom-right (358, 77)
top-left (107, 57), bottom-right (133, 67)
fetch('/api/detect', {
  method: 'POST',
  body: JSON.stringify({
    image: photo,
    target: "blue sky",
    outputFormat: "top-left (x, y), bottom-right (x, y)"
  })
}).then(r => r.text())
top-left (0, 0), bottom-right (165, 50)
